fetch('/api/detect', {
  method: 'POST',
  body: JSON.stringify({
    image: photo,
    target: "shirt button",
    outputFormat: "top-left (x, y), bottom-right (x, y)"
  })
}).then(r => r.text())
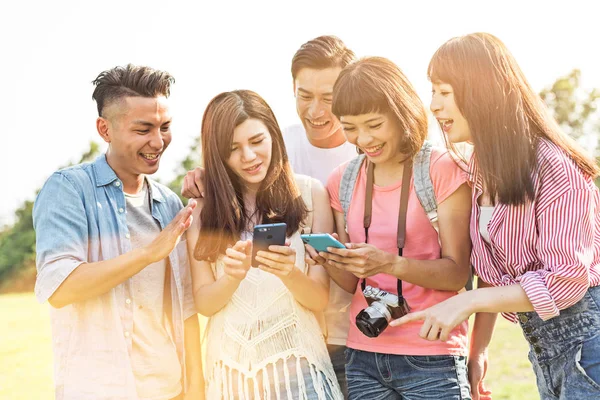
top-left (530, 336), bottom-right (539, 344)
top-left (114, 182), bottom-right (121, 187)
top-left (524, 326), bottom-right (533, 334)
top-left (125, 298), bottom-right (131, 304)
top-left (534, 346), bottom-right (542, 354)
top-left (519, 314), bottom-right (529, 324)
top-left (125, 233), bottom-right (130, 239)
top-left (124, 331), bottom-right (130, 338)
top-left (119, 208), bottom-right (124, 213)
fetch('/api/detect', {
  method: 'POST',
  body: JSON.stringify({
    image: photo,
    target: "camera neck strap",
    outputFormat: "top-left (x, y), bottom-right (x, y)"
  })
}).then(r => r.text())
top-left (362, 158), bottom-right (412, 296)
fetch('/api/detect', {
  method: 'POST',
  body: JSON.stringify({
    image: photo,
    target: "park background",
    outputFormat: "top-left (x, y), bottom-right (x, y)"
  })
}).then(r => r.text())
top-left (2, 1), bottom-right (600, 399)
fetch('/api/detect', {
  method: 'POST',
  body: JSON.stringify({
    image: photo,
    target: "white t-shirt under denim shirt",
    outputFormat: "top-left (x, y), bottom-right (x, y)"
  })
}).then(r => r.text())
top-left (125, 182), bottom-right (182, 400)
top-left (283, 124), bottom-right (357, 346)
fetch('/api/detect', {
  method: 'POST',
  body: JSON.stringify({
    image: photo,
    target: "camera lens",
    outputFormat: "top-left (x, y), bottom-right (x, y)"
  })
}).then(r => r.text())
top-left (355, 310), bottom-right (389, 338)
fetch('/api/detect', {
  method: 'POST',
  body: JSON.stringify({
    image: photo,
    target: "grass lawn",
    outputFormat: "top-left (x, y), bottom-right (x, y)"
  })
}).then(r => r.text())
top-left (0, 292), bottom-right (538, 399)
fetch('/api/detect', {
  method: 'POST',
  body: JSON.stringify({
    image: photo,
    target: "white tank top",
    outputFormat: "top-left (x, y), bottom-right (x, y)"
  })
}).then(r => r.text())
top-left (479, 206), bottom-right (495, 244)
top-left (203, 175), bottom-right (342, 400)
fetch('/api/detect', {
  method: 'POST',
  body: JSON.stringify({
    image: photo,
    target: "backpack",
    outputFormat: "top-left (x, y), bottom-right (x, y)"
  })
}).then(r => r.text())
top-left (338, 140), bottom-right (473, 290)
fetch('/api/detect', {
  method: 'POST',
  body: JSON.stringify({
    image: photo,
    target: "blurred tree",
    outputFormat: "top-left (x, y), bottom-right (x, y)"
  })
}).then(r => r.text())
top-left (539, 69), bottom-right (600, 142)
top-left (0, 142), bottom-right (101, 292)
top-left (168, 136), bottom-right (202, 204)
top-left (539, 69), bottom-right (600, 186)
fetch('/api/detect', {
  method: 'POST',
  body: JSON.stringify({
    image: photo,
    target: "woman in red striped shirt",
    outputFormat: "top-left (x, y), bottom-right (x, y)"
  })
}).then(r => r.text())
top-left (392, 32), bottom-right (600, 400)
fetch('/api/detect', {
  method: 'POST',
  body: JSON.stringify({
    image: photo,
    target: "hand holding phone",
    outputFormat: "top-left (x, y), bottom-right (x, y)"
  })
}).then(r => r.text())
top-left (300, 233), bottom-right (346, 253)
top-left (222, 240), bottom-right (252, 281)
top-left (252, 223), bottom-right (287, 267)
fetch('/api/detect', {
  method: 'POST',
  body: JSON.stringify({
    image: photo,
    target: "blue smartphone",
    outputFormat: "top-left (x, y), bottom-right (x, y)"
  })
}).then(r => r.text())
top-left (252, 223), bottom-right (287, 267)
top-left (300, 233), bottom-right (346, 253)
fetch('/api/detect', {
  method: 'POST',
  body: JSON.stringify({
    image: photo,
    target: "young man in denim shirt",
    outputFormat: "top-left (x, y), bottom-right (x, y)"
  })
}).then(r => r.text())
top-left (33, 64), bottom-right (204, 400)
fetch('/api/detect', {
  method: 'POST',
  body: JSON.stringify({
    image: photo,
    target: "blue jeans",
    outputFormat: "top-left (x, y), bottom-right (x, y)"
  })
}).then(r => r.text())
top-left (345, 348), bottom-right (471, 399)
top-left (517, 285), bottom-right (600, 399)
top-left (328, 344), bottom-right (348, 398)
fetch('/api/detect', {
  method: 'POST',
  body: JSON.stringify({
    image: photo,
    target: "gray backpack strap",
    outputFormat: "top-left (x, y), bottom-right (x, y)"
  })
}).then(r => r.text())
top-left (339, 154), bottom-right (366, 229)
top-left (414, 141), bottom-right (473, 291)
top-left (413, 140), bottom-right (439, 234)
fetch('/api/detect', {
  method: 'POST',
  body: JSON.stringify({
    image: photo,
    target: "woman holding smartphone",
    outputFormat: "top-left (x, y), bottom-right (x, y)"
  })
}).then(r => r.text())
top-left (392, 33), bottom-right (600, 399)
top-left (312, 57), bottom-right (473, 399)
top-left (187, 90), bottom-right (343, 399)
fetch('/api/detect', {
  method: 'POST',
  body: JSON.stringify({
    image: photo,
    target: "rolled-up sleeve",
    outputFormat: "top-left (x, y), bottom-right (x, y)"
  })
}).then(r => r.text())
top-left (33, 172), bottom-right (88, 303)
top-left (518, 189), bottom-right (596, 320)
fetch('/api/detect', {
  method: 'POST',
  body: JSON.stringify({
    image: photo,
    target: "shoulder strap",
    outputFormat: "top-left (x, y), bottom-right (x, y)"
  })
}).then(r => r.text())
top-left (413, 141), bottom-right (473, 291)
top-left (413, 140), bottom-right (439, 234)
top-left (295, 174), bottom-right (313, 234)
top-left (339, 154), bottom-right (366, 229)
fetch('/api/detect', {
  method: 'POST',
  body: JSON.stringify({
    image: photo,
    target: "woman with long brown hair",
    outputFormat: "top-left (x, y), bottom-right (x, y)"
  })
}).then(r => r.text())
top-left (313, 57), bottom-right (473, 399)
top-left (393, 33), bottom-right (600, 399)
top-left (186, 90), bottom-right (343, 399)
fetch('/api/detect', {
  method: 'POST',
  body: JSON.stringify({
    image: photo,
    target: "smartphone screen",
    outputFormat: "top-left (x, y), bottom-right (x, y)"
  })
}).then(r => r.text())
top-left (251, 223), bottom-right (287, 267)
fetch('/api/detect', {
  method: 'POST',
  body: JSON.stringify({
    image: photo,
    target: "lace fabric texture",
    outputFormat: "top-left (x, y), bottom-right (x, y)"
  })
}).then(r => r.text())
top-left (204, 175), bottom-right (342, 399)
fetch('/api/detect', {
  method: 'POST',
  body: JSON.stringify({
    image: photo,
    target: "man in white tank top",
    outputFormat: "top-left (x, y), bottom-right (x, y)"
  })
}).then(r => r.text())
top-left (181, 36), bottom-right (357, 397)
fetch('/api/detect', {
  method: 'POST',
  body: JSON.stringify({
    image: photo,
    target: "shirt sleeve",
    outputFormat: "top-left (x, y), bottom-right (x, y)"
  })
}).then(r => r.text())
top-left (180, 246), bottom-right (197, 320)
top-left (169, 195), bottom-right (197, 320)
top-left (429, 149), bottom-right (469, 204)
top-left (326, 163), bottom-right (347, 213)
top-left (33, 172), bottom-right (88, 303)
top-left (518, 188), bottom-right (597, 320)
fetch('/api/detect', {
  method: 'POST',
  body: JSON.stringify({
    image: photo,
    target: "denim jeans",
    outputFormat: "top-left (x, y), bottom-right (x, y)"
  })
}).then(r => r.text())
top-left (345, 348), bottom-right (471, 399)
top-left (328, 344), bottom-right (348, 398)
top-left (517, 285), bottom-right (600, 399)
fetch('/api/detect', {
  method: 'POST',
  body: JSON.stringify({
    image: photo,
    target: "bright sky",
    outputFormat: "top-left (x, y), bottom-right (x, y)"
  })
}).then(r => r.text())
top-left (2, 0), bottom-right (599, 226)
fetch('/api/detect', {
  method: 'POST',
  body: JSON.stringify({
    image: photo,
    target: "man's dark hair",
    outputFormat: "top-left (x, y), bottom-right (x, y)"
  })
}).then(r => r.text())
top-left (91, 64), bottom-right (175, 117)
top-left (291, 35), bottom-right (356, 80)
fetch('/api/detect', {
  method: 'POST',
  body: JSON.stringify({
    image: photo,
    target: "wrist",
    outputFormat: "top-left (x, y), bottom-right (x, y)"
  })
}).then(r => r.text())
top-left (469, 344), bottom-right (489, 358)
top-left (223, 273), bottom-right (244, 285)
top-left (469, 288), bottom-right (488, 314)
top-left (280, 265), bottom-right (299, 285)
top-left (137, 246), bottom-right (156, 265)
top-left (388, 256), bottom-right (407, 278)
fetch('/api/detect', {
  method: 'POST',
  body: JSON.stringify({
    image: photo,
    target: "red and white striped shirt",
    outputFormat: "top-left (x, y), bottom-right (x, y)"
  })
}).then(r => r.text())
top-left (470, 139), bottom-right (600, 322)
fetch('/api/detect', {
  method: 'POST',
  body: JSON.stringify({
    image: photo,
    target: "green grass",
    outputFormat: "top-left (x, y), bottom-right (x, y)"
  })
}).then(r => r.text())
top-left (1, 293), bottom-right (54, 400)
top-left (0, 293), bottom-right (538, 399)
top-left (484, 317), bottom-right (538, 399)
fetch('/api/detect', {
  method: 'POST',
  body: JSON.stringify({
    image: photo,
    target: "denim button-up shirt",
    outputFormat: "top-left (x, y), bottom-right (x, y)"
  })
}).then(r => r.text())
top-left (33, 154), bottom-right (196, 400)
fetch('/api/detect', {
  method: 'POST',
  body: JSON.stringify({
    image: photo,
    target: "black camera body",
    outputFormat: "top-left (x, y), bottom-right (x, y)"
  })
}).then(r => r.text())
top-left (355, 285), bottom-right (410, 338)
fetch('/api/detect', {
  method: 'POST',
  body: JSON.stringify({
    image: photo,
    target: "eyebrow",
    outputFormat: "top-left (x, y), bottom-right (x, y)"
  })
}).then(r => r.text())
top-left (131, 119), bottom-right (171, 127)
top-left (298, 88), bottom-right (333, 96)
top-left (341, 117), bottom-right (383, 125)
top-left (231, 132), bottom-right (265, 145)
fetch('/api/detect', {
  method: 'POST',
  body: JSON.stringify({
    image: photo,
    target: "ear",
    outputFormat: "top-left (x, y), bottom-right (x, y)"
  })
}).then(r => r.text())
top-left (292, 80), bottom-right (297, 97)
top-left (96, 117), bottom-right (111, 143)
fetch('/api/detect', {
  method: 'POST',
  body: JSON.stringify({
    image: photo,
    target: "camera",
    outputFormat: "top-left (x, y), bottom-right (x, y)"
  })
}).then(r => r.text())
top-left (355, 285), bottom-right (410, 338)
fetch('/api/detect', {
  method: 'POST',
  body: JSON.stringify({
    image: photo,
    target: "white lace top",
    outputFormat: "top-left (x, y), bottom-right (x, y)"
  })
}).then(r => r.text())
top-left (203, 175), bottom-right (342, 400)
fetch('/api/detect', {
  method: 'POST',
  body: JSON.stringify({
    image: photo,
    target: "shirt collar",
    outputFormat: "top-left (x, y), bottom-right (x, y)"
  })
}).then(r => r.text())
top-left (468, 154), bottom-right (484, 194)
top-left (93, 154), bottom-right (164, 203)
top-left (93, 154), bottom-right (118, 187)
